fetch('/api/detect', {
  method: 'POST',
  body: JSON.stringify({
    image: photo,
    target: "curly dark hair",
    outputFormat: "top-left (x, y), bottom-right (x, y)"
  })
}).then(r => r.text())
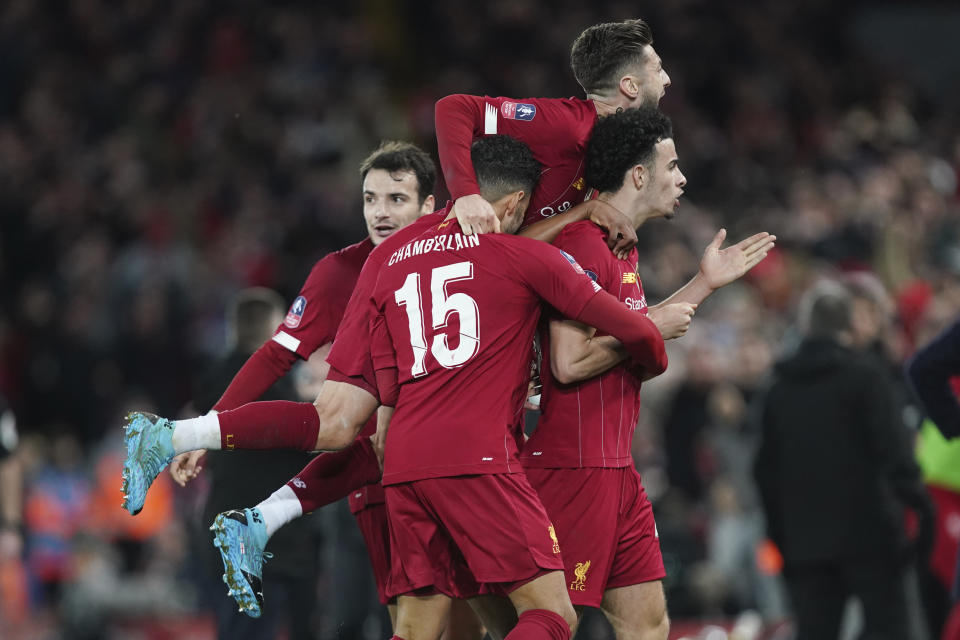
top-left (585, 106), bottom-right (673, 194)
top-left (570, 19), bottom-right (654, 95)
top-left (471, 135), bottom-right (542, 202)
top-left (359, 140), bottom-right (437, 205)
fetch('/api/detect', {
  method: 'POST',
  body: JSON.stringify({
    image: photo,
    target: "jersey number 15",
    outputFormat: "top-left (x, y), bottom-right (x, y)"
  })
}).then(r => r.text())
top-left (394, 261), bottom-right (480, 377)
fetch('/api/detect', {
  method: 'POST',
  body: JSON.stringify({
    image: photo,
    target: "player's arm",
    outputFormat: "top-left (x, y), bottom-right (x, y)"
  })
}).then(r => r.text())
top-left (435, 94), bottom-right (499, 234)
top-left (520, 200), bottom-right (637, 258)
top-left (521, 244), bottom-right (668, 376)
top-left (652, 229), bottom-right (775, 310)
top-left (549, 318), bottom-right (628, 384)
top-left (906, 317), bottom-right (960, 439)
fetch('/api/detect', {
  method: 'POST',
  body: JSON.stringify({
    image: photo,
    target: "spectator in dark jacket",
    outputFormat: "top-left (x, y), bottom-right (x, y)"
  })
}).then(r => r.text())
top-left (754, 280), bottom-right (934, 640)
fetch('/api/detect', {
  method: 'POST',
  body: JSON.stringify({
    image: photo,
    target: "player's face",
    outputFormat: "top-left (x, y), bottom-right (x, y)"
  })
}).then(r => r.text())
top-left (633, 45), bottom-right (671, 108)
top-left (363, 169), bottom-right (426, 245)
top-left (645, 138), bottom-right (686, 219)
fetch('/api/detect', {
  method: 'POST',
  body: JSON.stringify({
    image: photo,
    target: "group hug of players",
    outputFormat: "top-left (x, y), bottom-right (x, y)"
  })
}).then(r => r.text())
top-left (119, 19), bottom-right (775, 640)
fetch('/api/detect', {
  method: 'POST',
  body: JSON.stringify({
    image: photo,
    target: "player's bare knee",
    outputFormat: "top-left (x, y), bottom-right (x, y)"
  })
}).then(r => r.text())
top-left (635, 610), bottom-right (669, 640)
top-left (558, 600), bottom-right (578, 632)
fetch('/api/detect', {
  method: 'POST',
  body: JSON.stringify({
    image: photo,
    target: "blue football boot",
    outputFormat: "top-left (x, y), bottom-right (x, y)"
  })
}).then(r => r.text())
top-left (121, 411), bottom-right (175, 515)
top-left (211, 508), bottom-right (273, 618)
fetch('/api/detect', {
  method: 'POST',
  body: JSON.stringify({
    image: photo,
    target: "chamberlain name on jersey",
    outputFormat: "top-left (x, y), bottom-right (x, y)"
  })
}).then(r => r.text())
top-left (387, 231), bottom-right (481, 266)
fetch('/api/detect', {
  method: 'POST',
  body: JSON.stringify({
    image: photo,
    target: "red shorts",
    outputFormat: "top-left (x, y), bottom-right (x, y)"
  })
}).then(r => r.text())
top-left (353, 502), bottom-right (393, 605)
top-left (525, 466), bottom-right (665, 607)
top-left (384, 473), bottom-right (565, 599)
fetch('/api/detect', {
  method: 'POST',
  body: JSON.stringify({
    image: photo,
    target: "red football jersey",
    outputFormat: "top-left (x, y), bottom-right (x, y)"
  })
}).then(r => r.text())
top-left (368, 217), bottom-right (603, 485)
top-left (435, 95), bottom-right (597, 230)
top-left (522, 220), bottom-right (649, 469)
top-left (327, 211), bottom-right (448, 393)
top-left (272, 239), bottom-right (375, 360)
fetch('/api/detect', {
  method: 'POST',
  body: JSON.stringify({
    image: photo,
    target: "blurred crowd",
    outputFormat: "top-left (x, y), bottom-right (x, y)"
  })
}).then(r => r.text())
top-left (1, 0), bottom-right (959, 638)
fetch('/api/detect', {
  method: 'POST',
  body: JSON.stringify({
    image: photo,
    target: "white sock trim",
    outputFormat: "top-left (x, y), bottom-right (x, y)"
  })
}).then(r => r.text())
top-left (257, 485), bottom-right (303, 539)
top-left (171, 413), bottom-right (221, 455)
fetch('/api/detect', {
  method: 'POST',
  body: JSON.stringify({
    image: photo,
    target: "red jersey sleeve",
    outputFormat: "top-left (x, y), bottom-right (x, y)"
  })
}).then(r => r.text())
top-left (508, 236), bottom-right (602, 319)
top-left (326, 271), bottom-right (379, 396)
top-left (273, 254), bottom-right (360, 360)
top-left (435, 95), bottom-right (597, 201)
top-left (435, 94), bottom-right (484, 200)
top-left (370, 312), bottom-right (400, 407)
top-left (213, 340), bottom-right (299, 411)
top-left (510, 236), bottom-right (666, 375)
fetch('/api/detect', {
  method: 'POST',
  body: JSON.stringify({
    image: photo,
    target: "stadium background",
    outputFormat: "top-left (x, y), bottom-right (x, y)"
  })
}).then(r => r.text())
top-left (0, 0), bottom-right (958, 638)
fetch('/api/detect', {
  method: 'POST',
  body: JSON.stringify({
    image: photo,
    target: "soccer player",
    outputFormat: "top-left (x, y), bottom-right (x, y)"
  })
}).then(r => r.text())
top-left (520, 107), bottom-right (774, 639)
top-left (436, 18), bottom-right (670, 251)
top-left (159, 140), bottom-right (443, 624)
top-left (121, 135), bottom-right (686, 639)
top-left (365, 134), bottom-right (677, 640)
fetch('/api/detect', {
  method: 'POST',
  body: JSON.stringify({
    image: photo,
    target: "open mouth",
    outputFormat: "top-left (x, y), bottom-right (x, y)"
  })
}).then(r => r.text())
top-left (374, 224), bottom-right (395, 237)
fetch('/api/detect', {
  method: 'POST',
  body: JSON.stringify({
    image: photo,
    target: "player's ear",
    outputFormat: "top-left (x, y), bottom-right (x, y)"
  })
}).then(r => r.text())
top-left (508, 190), bottom-right (526, 216)
top-left (619, 74), bottom-right (640, 100)
top-left (631, 164), bottom-right (645, 190)
top-left (420, 194), bottom-right (435, 215)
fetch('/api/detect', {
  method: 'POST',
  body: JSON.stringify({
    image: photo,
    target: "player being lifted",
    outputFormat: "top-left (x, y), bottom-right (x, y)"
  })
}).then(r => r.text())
top-left (120, 135), bottom-right (676, 639)
top-left (436, 18), bottom-right (670, 252)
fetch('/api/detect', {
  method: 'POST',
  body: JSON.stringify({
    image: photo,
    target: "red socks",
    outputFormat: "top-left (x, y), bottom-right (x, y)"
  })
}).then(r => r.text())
top-left (217, 401), bottom-right (319, 451)
top-left (286, 437), bottom-right (383, 512)
top-left (506, 609), bottom-right (571, 640)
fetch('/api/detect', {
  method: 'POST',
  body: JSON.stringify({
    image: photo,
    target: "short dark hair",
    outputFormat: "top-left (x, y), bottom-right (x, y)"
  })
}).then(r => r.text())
top-left (585, 106), bottom-right (673, 194)
top-left (229, 287), bottom-right (286, 351)
top-left (570, 19), bottom-right (654, 95)
top-left (800, 281), bottom-right (852, 340)
top-left (359, 141), bottom-right (436, 205)
top-left (471, 135), bottom-right (542, 202)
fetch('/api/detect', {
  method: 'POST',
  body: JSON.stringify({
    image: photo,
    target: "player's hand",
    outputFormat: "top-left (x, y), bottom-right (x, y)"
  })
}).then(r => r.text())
top-left (169, 449), bottom-right (206, 487)
top-left (369, 434), bottom-right (385, 473)
top-left (454, 194), bottom-right (500, 235)
top-left (523, 378), bottom-right (542, 411)
top-left (647, 303), bottom-right (696, 340)
top-left (698, 229), bottom-right (776, 291)
top-left (589, 201), bottom-right (637, 260)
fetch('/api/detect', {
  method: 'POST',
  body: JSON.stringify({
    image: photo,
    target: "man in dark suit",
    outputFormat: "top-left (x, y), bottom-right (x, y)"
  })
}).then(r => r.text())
top-left (753, 280), bottom-right (933, 640)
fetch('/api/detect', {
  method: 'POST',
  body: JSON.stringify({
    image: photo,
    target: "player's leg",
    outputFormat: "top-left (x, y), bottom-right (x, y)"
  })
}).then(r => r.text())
top-left (121, 380), bottom-right (375, 514)
top-left (395, 593), bottom-right (452, 640)
top-left (412, 473), bottom-right (576, 638)
top-left (523, 466), bottom-right (620, 636)
top-left (504, 570), bottom-right (576, 638)
top-left (599, 581), bottom-right (668, 640)
top-left (443, 598), bottom-right (486, 640)
top-left (469, 594), bottom-right (519, 639)
top-left (598, 467), bottom-right (670, 639)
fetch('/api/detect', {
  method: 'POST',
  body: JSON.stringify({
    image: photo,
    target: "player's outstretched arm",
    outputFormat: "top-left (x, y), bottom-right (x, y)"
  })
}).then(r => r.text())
top-left (520, 200), bottom-right (637, 258)
top-left (655, 229), bottom-right (776, 309)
